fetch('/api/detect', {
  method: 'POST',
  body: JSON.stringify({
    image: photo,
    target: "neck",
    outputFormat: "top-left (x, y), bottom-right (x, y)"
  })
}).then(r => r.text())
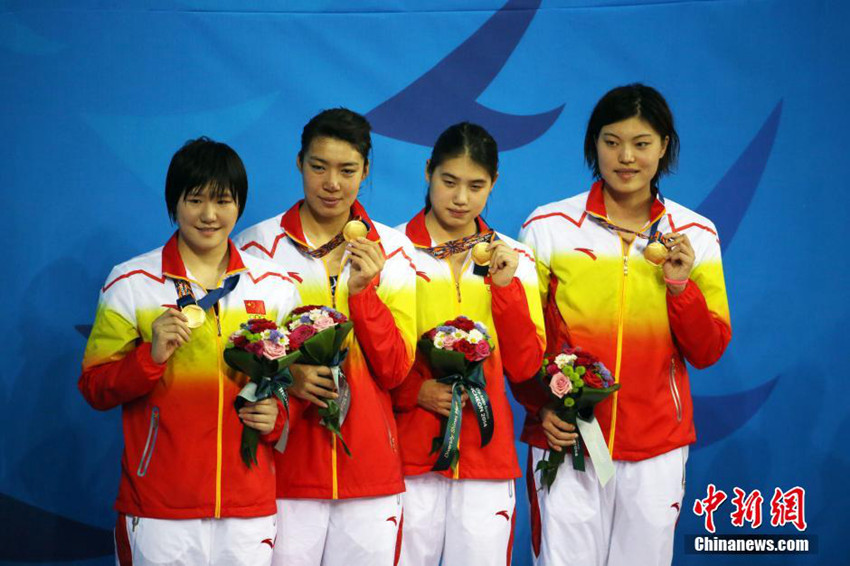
top-left (177, 236), bottom-right (230, 287)
top-left (602, 182), bottom-right (654, 225)
top-left (300, 202), bottom-right (350, 246)
top-left (424, 210), bottom-right (478, 244)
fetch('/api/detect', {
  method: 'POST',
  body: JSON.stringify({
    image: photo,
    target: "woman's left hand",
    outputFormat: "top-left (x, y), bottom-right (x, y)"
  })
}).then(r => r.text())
top-left (347, 237), bottom-right (385, 295)
top-left (662, 232), bottom-right (695, 294)
top-left (488, 241), bottom-right (519, 287)
top-left (238, 398), bottom-right (279, 435)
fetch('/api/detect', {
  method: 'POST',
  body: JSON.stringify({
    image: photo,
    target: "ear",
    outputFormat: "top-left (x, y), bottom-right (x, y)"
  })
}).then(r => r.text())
top-left (296, 153), bottom-right (303, 173)
top-left (659, 136), bottom-right (670, 159)
top-left (361, 160), bottom-right (370, 180)
top-left (424, 159), bottom-right (431, 184)
top-left (490, 171), bottom-right (499, 190)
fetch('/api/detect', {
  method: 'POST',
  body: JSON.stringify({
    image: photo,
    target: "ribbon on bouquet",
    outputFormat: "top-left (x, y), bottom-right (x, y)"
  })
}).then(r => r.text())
top-left (431, 363), bottom-right (494, 472)
top-left (234, 367), bottom-right (294, 454)
top-left (574, 413), bottom-right (615, 488)
top-left (317, 348), bottom-right (352, 456)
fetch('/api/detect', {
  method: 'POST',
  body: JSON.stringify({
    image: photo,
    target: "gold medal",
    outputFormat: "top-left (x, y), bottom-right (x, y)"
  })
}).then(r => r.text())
top-left (471, 242), bottom-right (492, 265)
top-left (644, 241), bottom-right (668, 266)
top-left (343, 220), bottom-right (368, 242)
top-left (182, 304), bottom-right (206, 329)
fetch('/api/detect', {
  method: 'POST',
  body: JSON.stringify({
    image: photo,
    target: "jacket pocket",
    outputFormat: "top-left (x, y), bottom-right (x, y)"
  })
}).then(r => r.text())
top-left (669, 358), bottom-right (683, 423)
top-left (136, 406), bottom-right (160, 477)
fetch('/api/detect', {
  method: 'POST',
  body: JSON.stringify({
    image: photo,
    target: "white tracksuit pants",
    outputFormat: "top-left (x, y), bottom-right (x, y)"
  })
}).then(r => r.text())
top-left (529, 445), bottom-right (688, 566)
top-left (399, 473), bottom-right (516, 566)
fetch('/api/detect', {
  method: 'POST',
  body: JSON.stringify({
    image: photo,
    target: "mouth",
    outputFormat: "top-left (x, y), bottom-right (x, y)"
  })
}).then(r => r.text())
top-left (196, 226), bottom-right (220, 235)
top-left (447, 208), bottom-right (469, 218)
top-left (614, 169), bottom-right (639, 180)
top-left (319, 197), bottom-right (343, 207)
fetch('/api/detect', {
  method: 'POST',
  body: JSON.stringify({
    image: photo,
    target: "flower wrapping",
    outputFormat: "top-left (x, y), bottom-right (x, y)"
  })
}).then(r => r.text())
top-left (535, 347), bottom-right (620, 489)
top-left (417, 316), bottom-right (495, 472)
top-left (283, 305), bottom-right (354, 456)
top-left (224, 318), bottom-right (301, 467)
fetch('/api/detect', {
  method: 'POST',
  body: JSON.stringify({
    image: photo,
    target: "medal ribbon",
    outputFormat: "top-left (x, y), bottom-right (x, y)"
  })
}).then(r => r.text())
top-left (173, 275), bottom-right (240, 311)
top-left (422, 230), bottom-right (496, 260)
top-left (590, 191), bottom-right (666, 241)
top-left (431, 362), bottom-right (494, 472)
top-left (290, 216), bottom-right (368, 259)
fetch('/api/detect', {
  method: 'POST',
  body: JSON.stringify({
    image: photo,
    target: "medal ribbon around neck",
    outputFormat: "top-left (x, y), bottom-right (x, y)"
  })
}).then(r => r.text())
top-left (173, 276), bottom-right (240, 329)
top-left (422, 230), bottom-right (496, 260)
top-left (291, 216), bottom-right (368, 259)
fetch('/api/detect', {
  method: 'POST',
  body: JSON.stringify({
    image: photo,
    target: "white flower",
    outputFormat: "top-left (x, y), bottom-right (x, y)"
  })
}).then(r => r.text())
top-left (308, 309), bottom-right (322, 321)
top-left (435, 336), bottom-right (445, 349)
top-left (555, 353), bottom-right (577, 368)
top-left (468, 329), bottom-right (484, 344)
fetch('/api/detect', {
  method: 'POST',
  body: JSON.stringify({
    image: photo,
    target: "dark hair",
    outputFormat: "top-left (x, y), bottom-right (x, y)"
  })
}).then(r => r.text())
top-left (165, 136), bottom-right (247, 221)
top-left (584, 83), bottom-right (680, 189)
top-left (298, 108), bottom-right (372, 165)
top-left (425, 122), bottom-right (499, 210)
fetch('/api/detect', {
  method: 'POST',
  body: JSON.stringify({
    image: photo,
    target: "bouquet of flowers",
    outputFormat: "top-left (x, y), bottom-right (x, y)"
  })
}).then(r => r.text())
top-left (418, 316), bottom-right (495, 472)
top-left (224, 318), bottom-right (301, 467)
top-left (283, 305), bottom-right (354, 456)
top-left (536, 347), bottom-right (620, 489)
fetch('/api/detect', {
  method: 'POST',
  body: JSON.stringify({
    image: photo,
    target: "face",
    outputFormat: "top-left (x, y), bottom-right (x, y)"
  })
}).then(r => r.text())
top-left (175, 184), bottom-right (239, 257)
top-left (297, 136), bottom-right (369, 223)
top-left (426, 154), bottom-right (496, 234)
top-left (596, 116), bottom-right (669, 198)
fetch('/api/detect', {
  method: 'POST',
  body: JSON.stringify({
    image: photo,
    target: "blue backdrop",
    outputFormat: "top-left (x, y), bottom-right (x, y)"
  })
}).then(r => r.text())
top-left (2, 0), bottom-right (848, 564)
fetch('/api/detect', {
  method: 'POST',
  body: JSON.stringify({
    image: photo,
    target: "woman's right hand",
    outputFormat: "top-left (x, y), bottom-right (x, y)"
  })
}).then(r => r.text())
top-left (150, 308), bottom-right (191, 364)
top-left (289, 363), bottom-right (339, 408)
top-left (417, 380), bottom-right (468, 417)
top-left (540, 406), bottom-right (578, 452)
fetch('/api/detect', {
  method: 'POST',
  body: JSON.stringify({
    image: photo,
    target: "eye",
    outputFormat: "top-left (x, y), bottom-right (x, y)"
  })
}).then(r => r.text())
top-left (604, 140), bottom-right (617, 147)
top-left (470, 184), bottom-right (484, 192)
top-left (635, 141), bottom-right (650, 148)
top-left (218, 198), bottom-right (233, 205)
top-left (341, 168), bottom-right (357, 176)
top-left (443, 179), bottom-right (456, 188)
top-left (310, 164), bottom-right (325, 172)
top-left (187, 197), bottom-right (202, 204)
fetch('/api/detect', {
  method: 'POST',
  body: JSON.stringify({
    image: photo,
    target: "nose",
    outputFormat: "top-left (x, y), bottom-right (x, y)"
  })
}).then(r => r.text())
top-left (324, 170), bottom-right (341, 191)
top-left (200, 201), bottom-right (217, 222)
top-left (453, 186), bottom-right (470, 205)
top-left (618, 145), bottom-right (635, 163)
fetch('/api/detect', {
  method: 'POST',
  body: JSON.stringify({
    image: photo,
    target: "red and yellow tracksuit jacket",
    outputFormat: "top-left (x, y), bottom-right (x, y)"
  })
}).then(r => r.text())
top-left (234, 200), bottom-right (417, 500)
top-left (391, 211), bottom-right (545, 479)
top-left (518, 181), bottom-right (732, 461)
top-left (79, 234), bottom-right (300, 519)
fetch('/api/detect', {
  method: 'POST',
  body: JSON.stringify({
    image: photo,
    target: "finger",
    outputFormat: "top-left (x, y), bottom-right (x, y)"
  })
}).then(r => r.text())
top-left (548, 415), bottom-right (576, 432)
top-left (302, 391), bottom-right (329, 408)
top-left (306, 383), bottom-right (339, 399)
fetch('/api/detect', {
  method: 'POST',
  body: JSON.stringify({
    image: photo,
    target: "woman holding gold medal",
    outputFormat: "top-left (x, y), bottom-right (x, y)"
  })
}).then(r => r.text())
top-left (391, 123), bottom-right (545, 565)
top-left (519, 84), bottom-right (733, 565)
top-left (79, 138), bottom-right (301, 565)
top-left (234, 108), bottom-right (417, 566)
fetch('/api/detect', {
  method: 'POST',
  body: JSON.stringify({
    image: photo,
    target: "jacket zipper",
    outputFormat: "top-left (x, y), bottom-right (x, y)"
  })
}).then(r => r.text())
top-left (213, 302), bottom-right (224, 518)
top-left (321, 255), bottom-right (343, 498)
top-left (445, 252), bottom-right (471, 479)
top-left (669, 357), bottom-right (683, 422)
top-left (136, 406), bottom-right (160, 477)
top-left (608, 238), bottom-right (631, 454)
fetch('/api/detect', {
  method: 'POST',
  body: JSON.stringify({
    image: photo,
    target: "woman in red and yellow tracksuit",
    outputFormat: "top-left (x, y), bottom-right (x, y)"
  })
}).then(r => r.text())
top-left (234, 108), bottom-right (417, 566)
top-left (391, 123), bottom-right (545, 566)
top-left (518, 85), bottom-right (732, 566)
top-left (79, 138), bottom-right (300, 566)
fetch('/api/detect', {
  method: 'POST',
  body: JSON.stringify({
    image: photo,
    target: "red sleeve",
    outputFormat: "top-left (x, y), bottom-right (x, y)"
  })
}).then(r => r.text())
top-left (78, 342), bottom-right (166, 411)
top-left (348, 280), bottom-right (413, 390)
top-left (667, 280), bottom-right (732, 369)
top-left (491, 277), bottom-right (545, 383)
top-left (391, 358), bottom-right (429, 413)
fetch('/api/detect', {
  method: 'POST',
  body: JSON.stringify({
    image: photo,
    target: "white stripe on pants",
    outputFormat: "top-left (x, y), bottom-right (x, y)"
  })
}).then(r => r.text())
top-left (115, 514), bottom-right (275, 566)
top-left (399, 473), bottom-right (516, 566)
top-left (531, 445), bottom-right (688, 566)
top-left (273, 495), bottom-right (402, 566)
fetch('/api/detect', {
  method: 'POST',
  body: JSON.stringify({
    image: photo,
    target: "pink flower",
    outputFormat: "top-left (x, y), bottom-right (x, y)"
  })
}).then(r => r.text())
top-left (261, 340), bottom-right (288, 360)
top-left (313, 315), bottom-right (336, 332)
top-left (474, 340), bottom-right (491, 360)
top-left (442, 335), bottom-right (458, 350)
top-left (549, 372), bottom-right (572, 398)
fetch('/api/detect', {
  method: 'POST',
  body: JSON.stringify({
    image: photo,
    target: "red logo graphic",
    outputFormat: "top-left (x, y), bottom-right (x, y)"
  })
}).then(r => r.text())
top-left (730, 487), bottom-right (764, 528)
top-left (244, 300), bottom-right (266, 314)
top-left (693, 484), bottom-right (728, 533)
top-left (770, 486), bottom-right (807, 531)
top-left (261, 538), bottom-right (274, 548)
top-left (496, 510), bottom-right (511, 521)
top-left (386, 516), bottom-right (398, 526)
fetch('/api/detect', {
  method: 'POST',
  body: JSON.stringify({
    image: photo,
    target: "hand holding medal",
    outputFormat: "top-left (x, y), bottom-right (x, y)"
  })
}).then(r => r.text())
top-left (660, 232), bottom-right (695, 294)
top-left (479, 241), bottom-right (518, 287)
top-left (150, 308), bottom-right (192, 364)
top-left (346, 221), bottom-right (384, 296)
